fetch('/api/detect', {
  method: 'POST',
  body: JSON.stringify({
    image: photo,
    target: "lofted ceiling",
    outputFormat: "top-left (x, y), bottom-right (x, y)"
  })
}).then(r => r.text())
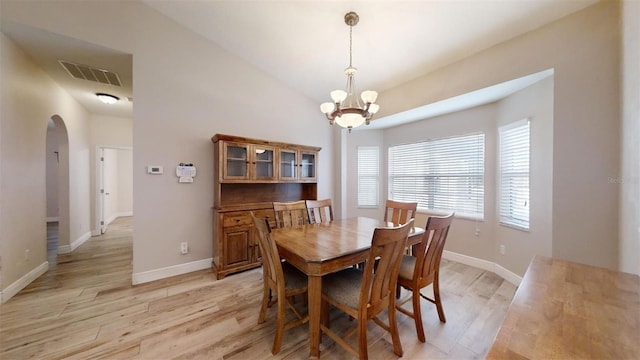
top-left (1, 0), bottom-right (598, 123)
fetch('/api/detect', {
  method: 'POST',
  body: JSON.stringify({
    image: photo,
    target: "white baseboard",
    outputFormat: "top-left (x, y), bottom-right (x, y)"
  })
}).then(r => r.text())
top-left (58, 231), bottom-right (92, 254)
top-left (1, 261), bottom-right (48, 303)
top-left (93, 212), bottom-right (133, 236)
top-left (132, 258), bottom-right (213, 285)
top-left (46, 217), bottom-right (59, 223)
top-left (442, 250), bottom-right (522, 286)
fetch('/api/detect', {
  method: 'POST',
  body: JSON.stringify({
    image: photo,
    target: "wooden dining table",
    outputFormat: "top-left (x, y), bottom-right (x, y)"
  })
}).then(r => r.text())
top-left (270, 216), bottom-right (425, 359)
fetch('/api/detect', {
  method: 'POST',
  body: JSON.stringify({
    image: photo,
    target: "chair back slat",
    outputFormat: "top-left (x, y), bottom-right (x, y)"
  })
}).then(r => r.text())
top-left (360, 219), bottom-right (413, 313)
top-left (416, 213), bottom-right (454, 283)
top-left (306, 199), bottom-right (334, 224)
top-left (273, 201), bottom-right (309, 228)
top-left (384, 200), bottom-right (417, 226)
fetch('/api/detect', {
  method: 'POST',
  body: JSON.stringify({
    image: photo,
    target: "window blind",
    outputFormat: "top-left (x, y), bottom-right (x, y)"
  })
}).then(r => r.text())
top-left (499, 120), bottom-right (530, 230)
top-left (388, 133), bottom-right (484, 219)
top-left (357, 146), bottom-right (379, 207)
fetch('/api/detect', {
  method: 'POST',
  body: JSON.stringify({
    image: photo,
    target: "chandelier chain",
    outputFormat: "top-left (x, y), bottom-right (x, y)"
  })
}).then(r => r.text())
top-left (349, 25), bottom-right (353, 68)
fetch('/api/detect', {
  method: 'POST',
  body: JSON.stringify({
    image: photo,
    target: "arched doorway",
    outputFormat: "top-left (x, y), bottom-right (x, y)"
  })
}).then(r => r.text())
top-left (46, 115), bottom-right (70, 260)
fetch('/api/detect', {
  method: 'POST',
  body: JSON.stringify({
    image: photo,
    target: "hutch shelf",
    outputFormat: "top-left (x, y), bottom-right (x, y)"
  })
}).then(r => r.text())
top-left (211, 134), bottom-right (320, 279)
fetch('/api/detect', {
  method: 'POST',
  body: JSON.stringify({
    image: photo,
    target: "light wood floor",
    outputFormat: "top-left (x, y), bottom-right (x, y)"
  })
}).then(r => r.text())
top-left (1, 217), bottom-right (517, 359)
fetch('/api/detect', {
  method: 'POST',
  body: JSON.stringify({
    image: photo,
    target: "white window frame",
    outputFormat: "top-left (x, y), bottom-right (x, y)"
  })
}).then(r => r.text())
top-left (499, 119), bottom-right (530, 231)
top-left (357, 146), bottom-right (379, 208)
top-left (388, 133), bottom-right (485, 220)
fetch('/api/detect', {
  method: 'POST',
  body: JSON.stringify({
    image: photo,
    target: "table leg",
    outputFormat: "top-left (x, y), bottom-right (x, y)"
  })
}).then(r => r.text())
top-left (308, 274), bottom-right (322, 359)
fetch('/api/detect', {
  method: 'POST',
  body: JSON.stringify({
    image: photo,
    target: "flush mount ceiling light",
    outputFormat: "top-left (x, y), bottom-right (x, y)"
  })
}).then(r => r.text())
top-left (320, 12), bottom-right (379, 133)
top-left (96, 93), bottom-right (119, 104)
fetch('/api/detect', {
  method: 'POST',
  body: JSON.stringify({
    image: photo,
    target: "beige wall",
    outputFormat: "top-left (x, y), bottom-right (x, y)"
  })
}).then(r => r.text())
top-left (0, 0), bottom-right (332, 282)
top-left (116, 150), bottom-right (133, 217)
top-left (0, 33), bottom-right (91, 298)
top-left (46, 121), bottom-right (59, 220)
top-left (620, 0), bottom-right (640, 275)
top-left (494, 76), bottom-right (554, 275)
top-left (370, 1), bottom-right (622, 271)
top-left (344, 129), bottom-right (385, 221)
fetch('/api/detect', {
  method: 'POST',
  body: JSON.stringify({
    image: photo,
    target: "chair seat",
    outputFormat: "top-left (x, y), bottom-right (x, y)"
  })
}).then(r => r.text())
top-left (323, 268), bottom-right (364, 310)
top-left (282, 262), bottom-right (308, 291)
top-left (398, 254), bottom-right (416, 281)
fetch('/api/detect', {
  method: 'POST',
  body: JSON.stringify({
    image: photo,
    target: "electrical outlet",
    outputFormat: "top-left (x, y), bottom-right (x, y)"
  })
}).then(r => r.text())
top-left (499, 245), bottom-right (506, 256)
top-left (474, 229), bottom-right (480, 236)
top-left (180, 242), bottom-right (188, 255)
top-left (24, 249), bottom-right (30, 261)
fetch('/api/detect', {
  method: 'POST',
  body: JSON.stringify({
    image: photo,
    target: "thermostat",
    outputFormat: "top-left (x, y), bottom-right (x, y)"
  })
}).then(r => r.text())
top-left (147, 165), bottom-right (163, 174)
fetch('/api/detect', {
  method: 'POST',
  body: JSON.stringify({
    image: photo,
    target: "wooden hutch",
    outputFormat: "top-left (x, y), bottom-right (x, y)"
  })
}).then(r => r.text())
top-left (211, 134), bottom-right (320, 279)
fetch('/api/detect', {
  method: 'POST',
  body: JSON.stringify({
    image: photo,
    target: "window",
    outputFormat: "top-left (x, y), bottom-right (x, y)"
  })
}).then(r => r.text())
top-left (388, 133), bottom-right (484, 219)
top-left (499, 119), bottom-right (530, 230)
top-left (357, 146), bottom-right (379, 207)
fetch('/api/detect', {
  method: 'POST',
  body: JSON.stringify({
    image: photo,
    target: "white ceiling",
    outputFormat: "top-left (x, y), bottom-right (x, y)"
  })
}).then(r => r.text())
top-left (1, 0), bottom-right (598, 122)
top-left (1, 21), bottom-right (133, 118)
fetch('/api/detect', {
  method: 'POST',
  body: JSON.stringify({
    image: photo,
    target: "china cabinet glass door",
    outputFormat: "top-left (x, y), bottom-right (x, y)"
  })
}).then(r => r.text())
top-left (279, 149), bottom-right (297, 181)
top-left (224, 143), bottom-right (248, 179)
top-left (300, 151), bottom-right (317, 181)
top-left (253, 146), bottom-right (275, 180)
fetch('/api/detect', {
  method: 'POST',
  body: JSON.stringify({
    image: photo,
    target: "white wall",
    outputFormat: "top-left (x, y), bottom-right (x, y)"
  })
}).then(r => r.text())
top-left (371, 1), bottom-right (621, 271)
top-left (0, 1), bottom-right (332, 283)
top-left (620, 0), bottom-right (640, 275)
top-left (0, 32), bottom-right (91, 300)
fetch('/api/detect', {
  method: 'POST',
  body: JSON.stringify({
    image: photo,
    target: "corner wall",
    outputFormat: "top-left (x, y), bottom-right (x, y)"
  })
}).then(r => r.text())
top-left (0, 33), bottom-right (91, 301)
top-left (620, 0), bottom-right (640, 275)
top-left (377, 1), bottom-right (621, 270)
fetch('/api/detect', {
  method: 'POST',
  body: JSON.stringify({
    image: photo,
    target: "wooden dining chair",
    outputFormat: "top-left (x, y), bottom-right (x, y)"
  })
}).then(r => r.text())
top-left (305, 199), bottom-right (334, 224)
top-left (395, 213), bottom-right (454, 342)
top-left (272, 200), bottom-right (309, 228)
top-left (384, 200), bottom-right (418, 257)
top-left (251, 212), bottom-right (309, 355)
top-left (320, 219), bottom-right (414, 360)
top-left (383, 199), bottom-right (418, 226)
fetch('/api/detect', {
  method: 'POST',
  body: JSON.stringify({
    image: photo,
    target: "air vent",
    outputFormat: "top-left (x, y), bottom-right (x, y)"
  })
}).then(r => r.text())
top-left (58, 60), bottom-right (122, 87)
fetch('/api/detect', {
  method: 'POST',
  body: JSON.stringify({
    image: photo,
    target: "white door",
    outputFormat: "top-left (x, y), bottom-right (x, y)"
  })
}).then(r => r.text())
top-left (98, 147), bottom-right (133, 234)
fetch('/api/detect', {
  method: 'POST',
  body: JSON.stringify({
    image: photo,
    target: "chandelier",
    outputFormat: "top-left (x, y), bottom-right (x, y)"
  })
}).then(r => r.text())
top-left (320, 12), bottom-right (379, 133)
